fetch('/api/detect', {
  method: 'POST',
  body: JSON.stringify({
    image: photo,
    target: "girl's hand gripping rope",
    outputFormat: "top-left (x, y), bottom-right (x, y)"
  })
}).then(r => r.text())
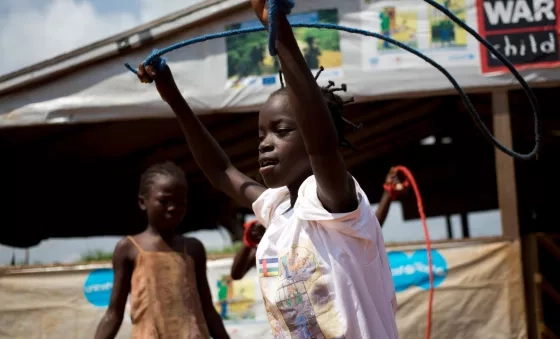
top-left (250, 0), bottom-right (295, 26)
top-left (243, 220), bottom-right (266, 248)
top-left (251, 0), bottom-right (295, 55)
top-left (250, 0), bottom-right (269, 26)
top-left (136, 62), bottom-right (182, 105)
top-left (383, 167), bottom-right (410, 201)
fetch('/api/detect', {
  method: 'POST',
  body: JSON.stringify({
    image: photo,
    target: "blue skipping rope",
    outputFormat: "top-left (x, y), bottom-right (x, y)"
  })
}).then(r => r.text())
top-left (125, 0), bottom-right (540, 161)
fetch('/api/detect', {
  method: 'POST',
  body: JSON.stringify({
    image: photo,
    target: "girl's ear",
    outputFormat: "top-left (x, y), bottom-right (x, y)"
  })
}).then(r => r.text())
top-left (138, 195), bottom-right (147, 211)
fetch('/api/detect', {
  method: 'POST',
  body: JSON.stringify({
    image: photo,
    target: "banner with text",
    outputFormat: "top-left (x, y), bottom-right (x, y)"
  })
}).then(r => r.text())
top-left (476, 0), bottom-right (560, 75)
top-left (0, 241), bottom-right (526, 339)
top-left (6, 0), bottom-right (560, 127)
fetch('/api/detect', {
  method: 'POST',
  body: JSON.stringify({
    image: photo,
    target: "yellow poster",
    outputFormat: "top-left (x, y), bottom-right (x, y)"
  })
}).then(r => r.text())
top-left (378, 7), bottom-right (418, 51)
top-left (215, 275), bottom-right (256, 321)
top-left (428, 0), bottom-right (467, 48)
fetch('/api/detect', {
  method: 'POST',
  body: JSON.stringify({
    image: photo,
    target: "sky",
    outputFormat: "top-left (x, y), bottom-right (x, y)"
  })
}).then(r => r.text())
top-left (1, 203), bottom-right (502, 265)
top-left (0, 0), bottom-right (203, 75)
top-left (0, 0), bottom-right (207, 264)
top-left (0, 0), bottom-right (503, 265)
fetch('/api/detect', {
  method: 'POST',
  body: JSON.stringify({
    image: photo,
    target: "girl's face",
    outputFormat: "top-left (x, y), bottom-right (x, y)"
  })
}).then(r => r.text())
top-left (258, 92), bottom-right (312, 189)
top-left (138, 174), bottom-right (187, 230)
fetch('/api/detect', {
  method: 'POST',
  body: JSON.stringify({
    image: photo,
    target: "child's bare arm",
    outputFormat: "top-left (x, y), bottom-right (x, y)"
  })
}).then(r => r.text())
top-left (231, 221), bottom-right (263, 280)
top-left (251, 1), bottom-right (358, 213)
top-left (231, 246), bottom-right (256, 280)
top-left (375, 192), bottom-right (392, 227)
top-left (137, 64), bottom-right (266, 209)
top-left (94, 239), bottom-right (133, 339)
top-left (186, 237), bottom-right (230, 339)
top-left (376, 167), bottom-right (410, 226)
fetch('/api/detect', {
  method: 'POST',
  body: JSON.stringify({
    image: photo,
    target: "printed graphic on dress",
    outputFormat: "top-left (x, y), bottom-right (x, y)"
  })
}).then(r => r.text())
top-left (260, 245), bottom-right (346, 339)
top-left (276, 281), bottom-right (324, 339)
top-left (274, 246), bottom-right (332, 339)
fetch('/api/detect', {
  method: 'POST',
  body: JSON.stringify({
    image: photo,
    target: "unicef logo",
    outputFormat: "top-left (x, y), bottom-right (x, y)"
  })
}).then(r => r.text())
top-left (83, 269), bottom-right (114, 307)
top-left (388, 249), bottom-right (448, 293)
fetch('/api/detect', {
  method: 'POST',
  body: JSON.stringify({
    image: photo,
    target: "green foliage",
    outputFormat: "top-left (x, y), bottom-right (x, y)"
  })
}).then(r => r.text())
top-left (207, 242), bottom-right (243, 255)
top-left (300, 29), bottom-right (340, 51)
top-left (226, 30), bottom-right (270, 77)
top-left (79, 249), bottom-right (113, 263)
top-left (305, 9), bottom-right (340, 51)
top-left (317, 9), bottom-right (338, 24)
top-left (75, 242), bottom-right (243, 264)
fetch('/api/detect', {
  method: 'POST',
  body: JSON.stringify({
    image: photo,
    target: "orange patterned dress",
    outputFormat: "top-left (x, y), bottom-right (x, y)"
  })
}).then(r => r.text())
top-left (127, 236), bottom-right (210, 339)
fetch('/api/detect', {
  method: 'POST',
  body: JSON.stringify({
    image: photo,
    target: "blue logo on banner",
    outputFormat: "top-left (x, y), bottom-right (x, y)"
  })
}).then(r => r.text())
top-left (262, 76), bottom-right (277, 86)
top-left (83, 269), bottom-right (114, 307)
top-left (388, 249), bottom-right (448, 293)
top-left (448, 53), bottom-right (474, 61)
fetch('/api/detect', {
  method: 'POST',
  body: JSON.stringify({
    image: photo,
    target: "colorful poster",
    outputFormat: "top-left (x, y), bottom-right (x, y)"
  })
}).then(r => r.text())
top-left (215, 274), bottom-right (257, 321)
top-left (428, 0), bottom-right (468, 49)
top-left (378, 7), bottom-right (419, 52)
top-left (225, 9), bottom-right (343, 89)
top-left (359, 0), bottom-right (479, 70)
top-left (476, 0), bottom-right (560, 75)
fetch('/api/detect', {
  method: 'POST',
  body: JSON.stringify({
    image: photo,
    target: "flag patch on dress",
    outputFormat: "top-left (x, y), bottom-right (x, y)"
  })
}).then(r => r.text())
top-left (258, 257), bottom-right (279, 277)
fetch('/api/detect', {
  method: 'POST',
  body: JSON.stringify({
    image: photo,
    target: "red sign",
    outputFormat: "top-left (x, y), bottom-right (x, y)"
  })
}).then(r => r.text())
top-left (476, 0), bottom-right (560, 75)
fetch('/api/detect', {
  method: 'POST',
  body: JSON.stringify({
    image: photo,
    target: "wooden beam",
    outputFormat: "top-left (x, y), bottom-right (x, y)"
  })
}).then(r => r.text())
top-left (445, 215), bottom-right (453, 239)
top-left (492, 90), bottom-right (519, 239)
top-left (522, 234), bottom-right (543, 339)
top-left (344, 117), bottom-right (438, 169)
top-left (460, 213), bottom-right (470, 238)
top-left (345, 98), bottom-right (440, 147)
top-left (144, 114), bottom-right (258, 165)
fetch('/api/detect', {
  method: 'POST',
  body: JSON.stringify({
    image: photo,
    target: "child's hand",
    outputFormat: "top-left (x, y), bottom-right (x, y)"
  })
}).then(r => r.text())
top-left (247, 221), bottom-right (266, 244)
top-left (250, 0), bottom-right (269, 27)
top-left (384, 167), bottom-right (409, 199)
top-left (137, 63), bottom-right (181, 104)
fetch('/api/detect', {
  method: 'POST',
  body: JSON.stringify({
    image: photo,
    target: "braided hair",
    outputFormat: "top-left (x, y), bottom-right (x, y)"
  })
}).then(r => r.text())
top-left (139, 161), bottom-right (188, 197)
top-left (272, 66), bottom-right (362, 149)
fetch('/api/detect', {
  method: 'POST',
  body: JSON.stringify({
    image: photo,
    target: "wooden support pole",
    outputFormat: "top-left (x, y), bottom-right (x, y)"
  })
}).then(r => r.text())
top-left (492, 90), bottom-right (519, 239)
top-left (522, 234), bottom-right (543, 339)
top-left (24, 248), bottom-right (30, 265)
top-left (460, 213), bottom-right (470, 238)
top-left (445, 215), bottom-right (453, 239)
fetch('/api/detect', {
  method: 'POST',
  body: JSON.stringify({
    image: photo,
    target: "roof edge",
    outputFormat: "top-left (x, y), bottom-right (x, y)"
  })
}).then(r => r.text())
top-left (0, 0), bottom-right (247, 87)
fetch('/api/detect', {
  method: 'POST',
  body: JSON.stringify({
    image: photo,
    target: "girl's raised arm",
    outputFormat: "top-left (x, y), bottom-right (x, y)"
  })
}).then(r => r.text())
top-left (137, 64), bottom-right (266, 209)
top-left (251, 1), bottom-right (358, 213)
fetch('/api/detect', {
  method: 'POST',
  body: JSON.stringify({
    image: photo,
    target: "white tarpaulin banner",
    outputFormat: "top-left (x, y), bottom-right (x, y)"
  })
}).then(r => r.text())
top-left (1, 0), bottom-right (559, 126)
top-left (0, 240), bottom-right (526, 338)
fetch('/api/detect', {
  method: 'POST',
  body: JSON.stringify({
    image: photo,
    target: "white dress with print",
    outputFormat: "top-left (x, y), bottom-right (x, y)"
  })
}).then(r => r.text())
top-left (253, 175), bottom-right (399, 339)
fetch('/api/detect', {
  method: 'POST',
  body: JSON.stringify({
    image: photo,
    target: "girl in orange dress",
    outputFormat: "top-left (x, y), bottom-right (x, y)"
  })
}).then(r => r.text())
top-left (94, 162), bottom-right (229, 339)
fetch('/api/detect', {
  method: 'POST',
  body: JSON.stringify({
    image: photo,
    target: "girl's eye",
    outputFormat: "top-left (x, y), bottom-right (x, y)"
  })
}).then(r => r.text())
top-left (277, 128), bottom-right (292, 136)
